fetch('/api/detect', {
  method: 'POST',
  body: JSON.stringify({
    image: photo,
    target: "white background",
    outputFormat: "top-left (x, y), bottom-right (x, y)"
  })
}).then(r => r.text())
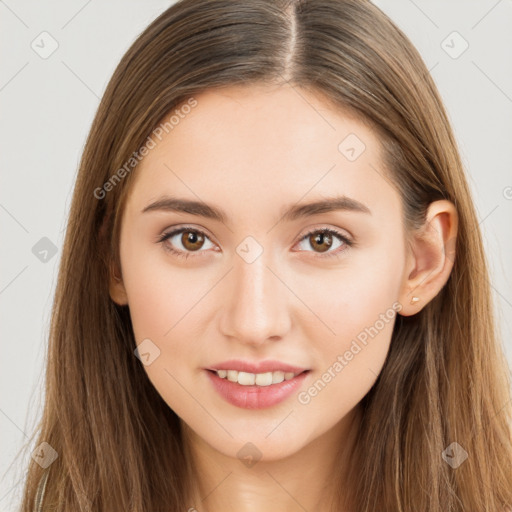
top-left (1, 1), bottom-right (511, 509)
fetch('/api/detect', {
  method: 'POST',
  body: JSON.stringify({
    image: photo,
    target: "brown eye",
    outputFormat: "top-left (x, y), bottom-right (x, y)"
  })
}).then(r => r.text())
top-left (308, 232), bottom-right (333, 253)
top-left (181, 230), bottom-right (205, 251)
top-left (295, 228), bottom-right (352, 257)
top-left (158, 227), bottom-right (215, 258)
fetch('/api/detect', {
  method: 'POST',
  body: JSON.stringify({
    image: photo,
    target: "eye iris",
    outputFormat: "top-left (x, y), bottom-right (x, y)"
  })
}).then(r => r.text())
top-left (310, 232), bottom-right (332, 253)
top-left (182, 231), bottom-right (205, 251)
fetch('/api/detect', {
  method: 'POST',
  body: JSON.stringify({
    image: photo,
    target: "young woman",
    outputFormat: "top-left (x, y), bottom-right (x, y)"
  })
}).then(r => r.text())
top-left (18, 0), bottom-right (512, 510)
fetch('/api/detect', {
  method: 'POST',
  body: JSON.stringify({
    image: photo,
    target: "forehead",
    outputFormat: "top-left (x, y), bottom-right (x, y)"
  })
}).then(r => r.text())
top-left (125, 83), bottom-right (397, 221)
top-left (149, 83), bottom-right (378, 168)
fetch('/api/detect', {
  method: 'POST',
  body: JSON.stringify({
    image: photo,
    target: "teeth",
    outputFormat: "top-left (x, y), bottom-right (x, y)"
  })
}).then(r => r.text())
top-left (215, 369), bottom-right (301, 386)
top-left (238, 371), bottom-right (255, 385)
top-left (227, 370), bottom-right (238, 382)
top-left (255, 372), bottom-right (272, 386)
top-left (272, 371), bottom-right (285, 384)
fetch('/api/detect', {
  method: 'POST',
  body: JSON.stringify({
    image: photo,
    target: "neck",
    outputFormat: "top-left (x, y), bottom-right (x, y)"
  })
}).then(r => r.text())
top-left (181, 403), bottom-right (362, 512)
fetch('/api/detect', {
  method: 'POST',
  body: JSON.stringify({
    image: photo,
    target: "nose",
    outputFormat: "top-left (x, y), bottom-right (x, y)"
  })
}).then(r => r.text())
top-left (219, 248), bottom-right (292, 346)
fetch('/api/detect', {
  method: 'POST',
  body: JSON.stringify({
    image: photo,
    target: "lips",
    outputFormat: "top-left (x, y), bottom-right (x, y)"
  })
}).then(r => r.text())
top-left (204, 359), bottom-right (309, 374)
top-left (205, 368), bottom-right (310, 409)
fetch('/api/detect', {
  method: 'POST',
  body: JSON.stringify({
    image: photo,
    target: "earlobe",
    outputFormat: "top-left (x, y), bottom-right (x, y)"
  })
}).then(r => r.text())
top-left (398, 200), bottom-right (458, 316)
top-left (108, 263), bottom-right (129, 306)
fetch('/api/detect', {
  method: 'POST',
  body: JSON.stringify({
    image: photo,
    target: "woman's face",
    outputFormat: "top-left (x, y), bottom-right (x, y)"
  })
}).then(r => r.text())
top-left (110, 83), bottom-right (410, 461)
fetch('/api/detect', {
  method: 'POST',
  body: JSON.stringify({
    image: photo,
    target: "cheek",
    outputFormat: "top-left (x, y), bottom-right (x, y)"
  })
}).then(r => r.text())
top-left (119, 236), bottom-right (229, 382)
top-left (297, 244), bottom-right (403, 348)
top-left (295, 284), bottom-right (398, 424)
top-left (119, 244), bottom-right (211, 415)
top-left (295, 243), bottom-right (403, 409)
top-left (124, 271), bottom-right (184, 344)
top-left (120, 232), bottom-right (207, 341)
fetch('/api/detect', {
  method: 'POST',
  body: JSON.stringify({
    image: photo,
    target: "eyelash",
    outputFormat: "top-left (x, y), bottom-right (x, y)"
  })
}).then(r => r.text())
top-left (157, 226), bottom-right (353, 260)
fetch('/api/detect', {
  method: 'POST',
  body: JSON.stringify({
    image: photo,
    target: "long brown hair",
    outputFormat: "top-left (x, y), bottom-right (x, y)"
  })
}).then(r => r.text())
top-left (17, 0), bottom-right (512, 510)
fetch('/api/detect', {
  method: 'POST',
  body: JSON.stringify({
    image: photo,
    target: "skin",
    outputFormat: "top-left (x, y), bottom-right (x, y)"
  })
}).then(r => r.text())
top-left (109, 83), bottom-right (458, 511)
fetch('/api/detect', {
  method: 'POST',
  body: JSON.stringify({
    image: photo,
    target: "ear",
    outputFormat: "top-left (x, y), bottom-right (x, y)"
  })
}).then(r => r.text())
top-left (108, 261), bottom-right (129, 306)
top-left (398, 199), bottom-right (458, 316)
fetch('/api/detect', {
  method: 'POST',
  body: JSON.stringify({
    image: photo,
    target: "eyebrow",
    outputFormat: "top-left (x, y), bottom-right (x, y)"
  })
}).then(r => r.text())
top-left (141, 194), bottom-right (371, 223)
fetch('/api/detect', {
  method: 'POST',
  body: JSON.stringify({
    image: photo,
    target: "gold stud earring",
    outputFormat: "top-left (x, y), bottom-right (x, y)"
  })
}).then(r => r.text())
top-left (410, 296), bottom-right (420, 305)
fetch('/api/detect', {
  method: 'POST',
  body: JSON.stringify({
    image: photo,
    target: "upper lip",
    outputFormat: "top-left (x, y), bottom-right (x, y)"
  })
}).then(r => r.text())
top-left (205, 359), bottom-right (310, 374)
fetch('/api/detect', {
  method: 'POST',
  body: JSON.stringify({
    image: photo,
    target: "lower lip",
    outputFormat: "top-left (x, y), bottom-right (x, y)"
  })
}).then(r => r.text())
top-left (205, 370), bottom-right (310, 409)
